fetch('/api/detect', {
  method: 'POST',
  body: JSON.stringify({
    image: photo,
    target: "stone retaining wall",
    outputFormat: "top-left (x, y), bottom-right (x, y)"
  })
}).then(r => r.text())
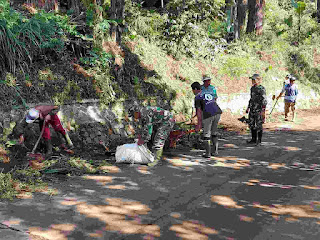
top-left (1, 86), bottom-right (319, 151)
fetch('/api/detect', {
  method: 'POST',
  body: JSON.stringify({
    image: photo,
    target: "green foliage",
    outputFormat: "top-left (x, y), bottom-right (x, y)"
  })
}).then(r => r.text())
top-left (208, 20), bottom-right (227, 38)
top-left (220, 55), bottom-right (253, 78)
top-left (125, 2), bottom-right (166, 40)
top-left (0, 173), bottom-right (16, 200)
top-left (68, 157), bottom-right (97, 173)
top-left (53, 81), bottom-right (81, 105)
top-left (80, 48), bottom-right (113, 67)
top-left (0, 0), bottom-right (23, 28)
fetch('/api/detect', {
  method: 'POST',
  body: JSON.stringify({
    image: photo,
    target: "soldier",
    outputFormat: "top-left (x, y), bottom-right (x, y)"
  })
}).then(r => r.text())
top-left (128, 103), bottom-right (175, 167)
top-left (276, 74), bottom-right (298, 122)
top-left (246, 74), bottom-right (267, 146)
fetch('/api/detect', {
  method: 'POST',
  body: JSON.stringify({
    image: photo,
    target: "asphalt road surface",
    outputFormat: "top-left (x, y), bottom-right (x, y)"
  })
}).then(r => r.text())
top-left (1, 123), bottom-right (320, 240)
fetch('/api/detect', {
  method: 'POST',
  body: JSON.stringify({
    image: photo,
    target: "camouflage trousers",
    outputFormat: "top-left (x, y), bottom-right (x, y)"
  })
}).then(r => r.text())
top-left (149, 121), bottom-right (175, 150)
top-left (248, 111), bottom-right (263, 131)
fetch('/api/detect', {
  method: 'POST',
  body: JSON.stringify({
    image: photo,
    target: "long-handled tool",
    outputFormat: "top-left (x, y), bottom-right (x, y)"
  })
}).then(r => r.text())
top-left (27, 121), bottom-right (46, 162)
top-left (269, 95), bottom-right (279, 116)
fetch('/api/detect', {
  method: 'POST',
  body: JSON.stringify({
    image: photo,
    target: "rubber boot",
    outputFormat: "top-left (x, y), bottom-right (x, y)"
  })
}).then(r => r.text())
top-left (60, 132), bottom-right (74, 149)
top-left (202, 140), bottom-right (211, 158)
top-left (257, 130), bottom-right (263, 146)
top-left (211, 136), bottom-right (218, 156)
top-left (44, 139), bottom-right (53, 158)
top-left (148, 148), bottom-right (163, 167)
top-left (247, 129), bottom-right (257, 144)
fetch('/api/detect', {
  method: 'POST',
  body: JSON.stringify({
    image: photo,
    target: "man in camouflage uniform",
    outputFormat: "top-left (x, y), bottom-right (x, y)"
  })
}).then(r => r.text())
top-left (246, 74), bottom-right (267, 146)
top-left (128, 103), bottom-right (175, 167)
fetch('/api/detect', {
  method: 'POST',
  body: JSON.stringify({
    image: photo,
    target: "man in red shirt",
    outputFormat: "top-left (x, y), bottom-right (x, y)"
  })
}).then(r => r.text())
top-left (14, 105), bottom-right (73, 156)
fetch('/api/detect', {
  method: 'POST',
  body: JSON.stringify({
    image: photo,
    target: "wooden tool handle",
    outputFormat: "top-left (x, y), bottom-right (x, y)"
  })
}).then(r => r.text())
top-left (31, 121), bottom-right (46, 154)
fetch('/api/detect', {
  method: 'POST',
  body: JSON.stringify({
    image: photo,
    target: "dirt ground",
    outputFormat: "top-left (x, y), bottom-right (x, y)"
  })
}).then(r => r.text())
top-left (219, 107), bottom-right (320, 134)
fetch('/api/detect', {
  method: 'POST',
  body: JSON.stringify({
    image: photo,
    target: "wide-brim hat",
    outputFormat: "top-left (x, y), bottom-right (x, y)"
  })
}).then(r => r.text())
top-left (202, 75), bottom-right (211, 82)
top-left (249, 73), bottom-right (260, 80)
top-left (286, 74), bottom-right (297, 81)
top-left (26, 108), bottom-right (40, 123)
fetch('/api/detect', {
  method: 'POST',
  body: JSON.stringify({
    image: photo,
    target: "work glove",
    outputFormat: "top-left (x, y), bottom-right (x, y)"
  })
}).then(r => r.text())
top-left (19, 135), bottom-right (24, 144)
top-left (137, 135), bottom-right (145, 146)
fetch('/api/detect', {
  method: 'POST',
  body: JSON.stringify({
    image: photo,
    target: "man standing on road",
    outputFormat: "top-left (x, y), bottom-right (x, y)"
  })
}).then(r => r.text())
top-left (201, 75), bottom-right (218, 101)
top-left (246, 74), bottom-right (267, 146)
top-left (276, 74), bottom-right (298, 122)
top-left (13, 105), bottom-right (73, 157)
top-left (191, 81), bottom-right (222, 158)
top-left (128, 103), bottom-right (175, 167)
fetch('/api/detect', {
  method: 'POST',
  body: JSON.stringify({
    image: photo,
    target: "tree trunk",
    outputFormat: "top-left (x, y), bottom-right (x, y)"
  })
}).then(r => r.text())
top-left (317, 0), bottom-right (320, 23)
top-left (68, 0), bottom-right (80, 15)
top-left (246, 0), bottom-right (257, 33)
top-left (110, 0), bottom-right (125, 44)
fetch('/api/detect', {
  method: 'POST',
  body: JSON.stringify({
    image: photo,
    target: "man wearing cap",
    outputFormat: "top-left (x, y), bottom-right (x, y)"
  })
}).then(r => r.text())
top-left (246, 74), bottom-right (267, 146)
top-left (13, 105), bottom-right (73, 156)
top-left (128, 103), bottom-right (175, 167)
top-left (191, 81), bottom-right (222, 157)
top-left (201, 75), bottom-right (218, 101)
top-left (276, 74), bottom-right (298, 121)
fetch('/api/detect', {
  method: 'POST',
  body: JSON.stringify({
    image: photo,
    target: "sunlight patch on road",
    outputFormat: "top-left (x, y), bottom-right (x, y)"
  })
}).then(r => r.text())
top-left (239, 214), bottom-right (254, 222)
top-left (283, 146), bottom-right (302, 151)
top-left (223, 144), bottom-right (239, 149)
top-left (74, 198), bottom-right (160, 238)
top-left (211, 195), bottom-right (243, 209)
top-left (1, 219), bottom-right (21, 226)
top-left (167, 158), bottom-right (200, 167)
top-left (88, 230), bottom-right (104, 238)
top-left (99, 166), bottom-right (121, 173)
top-left (60, 197), bottom-right (86, 206)
top-left (136, 166), bottom-right (151, 174)
top-left (268, 163), bottom-right (286, 170)
top-left (170, 220), bottom-right (218, 240)
top-left (211, 156), bottom-right (250, 170)
top-left (28, 226), bottom-right (72, 240)
top-left (83, 175), bottom-right (113, 184)
top-left (253, 203), bottom-right (320, 221)
top-left (170, 212), bottom-right (181, 218)
top-left (107, 185), bottom-right (126, 190)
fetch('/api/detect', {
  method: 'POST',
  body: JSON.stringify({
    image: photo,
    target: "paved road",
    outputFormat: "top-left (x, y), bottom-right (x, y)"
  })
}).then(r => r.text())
top-left (1, 129), bottom-right (320, 240)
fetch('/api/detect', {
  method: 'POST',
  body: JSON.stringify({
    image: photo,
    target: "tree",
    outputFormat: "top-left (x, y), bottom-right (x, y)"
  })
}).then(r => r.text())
top-left (246, 0), bottom-right (256, 33)
top-left (109, 0), bottom-right (125, 44)
top-left (246, 0), bottom-right (264, 35)
top-left (317, 0), bottom-right (320, 23)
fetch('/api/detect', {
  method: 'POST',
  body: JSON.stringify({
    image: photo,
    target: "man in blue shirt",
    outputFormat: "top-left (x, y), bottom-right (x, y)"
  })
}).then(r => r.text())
top-left (201, 75), bottom-right (218, 101)
top-left (276, 74), bottom-right (298, 122)
top-left (191, 81), bottom-right (222, 158)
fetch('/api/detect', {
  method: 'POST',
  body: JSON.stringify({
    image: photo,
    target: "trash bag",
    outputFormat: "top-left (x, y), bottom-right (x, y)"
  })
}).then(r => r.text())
top-left (115, 143), bottom-right (155, 164)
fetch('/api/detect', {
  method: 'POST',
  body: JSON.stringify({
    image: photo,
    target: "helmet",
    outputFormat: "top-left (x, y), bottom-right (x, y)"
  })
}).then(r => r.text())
top-left (26, 108), bottom-right (40, 123)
